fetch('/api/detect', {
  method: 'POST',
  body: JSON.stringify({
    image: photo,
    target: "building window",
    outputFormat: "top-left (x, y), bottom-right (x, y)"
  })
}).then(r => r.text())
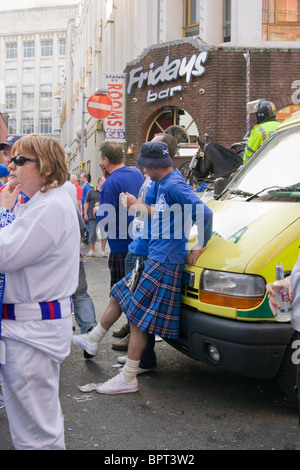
top-left (23, 68), bottom-right (35, 85)
top-left (59, 39), bottom-right (66, 55)
top-left (147, 106), bottom-right (198, 144)
top-left (183, 0), bottom-right (200, 37)
top-left (6, 43), bottom-right (17, 59)
top-left (24, 42), bottom-right (35, 58)
top-left (262, 0), bottom-right (300, 40)
top-left (277, 104), bottom-right (300, 121)
top-left (5, 69), bottom-right (17, 86)
top-left (224, 0), bottom-right (232, 42)
top-left (40, 67), bottom-right (53, 84)
top-left (22, 93), bottom-right (34, 110)
top-left (40, 92), bottom-right (52, 109)
top-left (58, 66), bottom-right (64, 84)
top-left (8, 119), bottom-right (16, 135)
top-left (40, 118), bottom-right (52, 134)
top-left (6, 93), bottom-right (17, 110)
top-left (22, 119), bottom-right (34, 134)
top-left (41, 40), bottom-right (53, 57)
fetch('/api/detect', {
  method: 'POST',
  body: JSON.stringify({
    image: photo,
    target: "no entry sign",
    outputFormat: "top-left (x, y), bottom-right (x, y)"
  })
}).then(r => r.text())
top-left (87, 93), bottom-right (113, 119)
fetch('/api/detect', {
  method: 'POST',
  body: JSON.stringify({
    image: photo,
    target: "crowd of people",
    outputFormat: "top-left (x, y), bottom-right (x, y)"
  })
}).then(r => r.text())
top-left (0, 131), bottom-right (213, 449)
top-left (0, 101), bottom-right (297, 450)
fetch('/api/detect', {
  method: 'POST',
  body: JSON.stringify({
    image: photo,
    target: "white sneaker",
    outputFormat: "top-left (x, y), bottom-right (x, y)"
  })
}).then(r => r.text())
top-left (79, 383), bottom-right (99, 393)
top-left (86, 250), bottom-right (95, 257)
top-left (101, 250), bottom-right (108, 257)
top-left (137, 367), bottom-right (151, 375)
top-left (116, 356), bottom-right (151, 374)
top-left (96, 372), bottom-right (138, 394)
top-left (72, 334), bottom-right (99, 356)
top-left (117, 355), bottom-right (127, 365)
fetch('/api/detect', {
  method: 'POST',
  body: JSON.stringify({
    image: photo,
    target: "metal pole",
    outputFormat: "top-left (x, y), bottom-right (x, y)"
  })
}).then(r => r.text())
top-left (244, 51), bottom-right (250, 140)
top-left (80, 93), bottom-right (85, 165)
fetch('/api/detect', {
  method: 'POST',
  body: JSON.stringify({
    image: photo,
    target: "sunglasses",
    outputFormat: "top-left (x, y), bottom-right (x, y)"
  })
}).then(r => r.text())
top-left (10, 155), bottom-right (38, 166)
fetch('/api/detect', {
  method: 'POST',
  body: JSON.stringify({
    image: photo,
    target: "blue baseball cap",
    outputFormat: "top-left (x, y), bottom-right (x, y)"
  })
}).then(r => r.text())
top-left (0, 135), bottom-right (22, 150)
top-left (136, 141), bottom-right (173, 168)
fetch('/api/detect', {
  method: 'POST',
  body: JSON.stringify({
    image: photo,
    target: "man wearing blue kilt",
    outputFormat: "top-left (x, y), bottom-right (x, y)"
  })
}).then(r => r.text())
top-left (73, 141), bottom-right (213, 394)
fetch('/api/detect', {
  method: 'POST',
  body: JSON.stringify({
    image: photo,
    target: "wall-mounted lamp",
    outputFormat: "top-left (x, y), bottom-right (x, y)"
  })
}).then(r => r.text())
top-left (132, 97), bottom-right (137, 103)
top-left (199, 88), bottom-right (205, 95)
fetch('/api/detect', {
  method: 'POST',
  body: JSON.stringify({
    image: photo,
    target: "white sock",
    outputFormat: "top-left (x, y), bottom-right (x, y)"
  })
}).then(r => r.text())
top-left (122, 358), bottom-right (139, 382)
top-left (87, 324), bottom-right (107, 344)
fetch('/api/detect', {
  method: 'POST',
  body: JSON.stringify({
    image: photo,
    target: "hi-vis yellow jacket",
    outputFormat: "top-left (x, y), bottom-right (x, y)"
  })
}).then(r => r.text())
top-left (243, 120), bottom-right (280, 164)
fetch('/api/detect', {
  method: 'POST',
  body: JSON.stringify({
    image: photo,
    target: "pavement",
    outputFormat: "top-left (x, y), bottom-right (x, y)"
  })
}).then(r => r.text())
top-left (0, 242), bottom-right (300, 453)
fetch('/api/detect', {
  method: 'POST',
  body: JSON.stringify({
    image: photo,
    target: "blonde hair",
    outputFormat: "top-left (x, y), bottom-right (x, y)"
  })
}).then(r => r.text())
top-left (12, 134), bottom-right (69, 193)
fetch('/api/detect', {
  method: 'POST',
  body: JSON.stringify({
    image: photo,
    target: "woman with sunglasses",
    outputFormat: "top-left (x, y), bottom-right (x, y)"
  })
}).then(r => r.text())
top-left (0, 134), bottom-right (80, 450)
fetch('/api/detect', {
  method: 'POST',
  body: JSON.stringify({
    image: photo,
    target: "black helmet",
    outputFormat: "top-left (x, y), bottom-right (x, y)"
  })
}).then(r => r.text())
top-left (255, 99), bottom-right (276, 124)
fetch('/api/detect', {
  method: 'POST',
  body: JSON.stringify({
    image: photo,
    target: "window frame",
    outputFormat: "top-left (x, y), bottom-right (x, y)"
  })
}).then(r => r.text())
top-left (262, 0), bottom-right (300, 40)
top-left (223, 0), bottom-right (232, 42)
top-left (8, 119), bottom-right (17, 135)
top-left (40, 92), bottom-right (52, 110)
top-left (23, 42), bottom-right (35, 58)
top-left (5, 93), bottom-right (17, 110)
top-left (40, 118), bottom-right (52, 134)
top-left (40, 67), bottom-right (53, 84)
top-left (22, 119), bottom-right (34, 135)
top-left (23, 68), bottom-right (35, 86)
top-left (22, 93), bottom-right (34, 110)
top-left (6, 43), bottom-right (17, 59)
top-left (59, 39), bottom-right (66, 56)
top-left (41, 40), bottom-right (53, 57)
top-left (183, 0), bottom-right (200, 37)
top-left (5, 69), bottom-right (17, 86)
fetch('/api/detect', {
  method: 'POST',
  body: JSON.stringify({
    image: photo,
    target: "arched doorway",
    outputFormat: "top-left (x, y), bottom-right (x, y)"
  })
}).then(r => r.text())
top-left (146, 106), bottom-right (199, 175)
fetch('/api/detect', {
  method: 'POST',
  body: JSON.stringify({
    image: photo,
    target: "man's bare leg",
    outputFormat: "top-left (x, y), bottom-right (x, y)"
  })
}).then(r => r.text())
top-left (88, 296), bottom-right (122, 341)
top-left (127, 324), bottom-right (148, 360)
top-left (72, 296), bottom-right (122, 354)
top-left (121, 324), bottom-right (148, 382)
top-left (95, 323), bottom-right (148, 394)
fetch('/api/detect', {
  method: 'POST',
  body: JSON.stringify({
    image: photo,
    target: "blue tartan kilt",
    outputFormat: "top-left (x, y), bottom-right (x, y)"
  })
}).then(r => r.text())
top-left (110, 259), bottom-right (184, 339)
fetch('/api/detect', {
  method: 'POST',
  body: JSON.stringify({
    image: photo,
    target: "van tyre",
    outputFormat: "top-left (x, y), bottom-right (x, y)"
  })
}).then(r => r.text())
top-left (276, 333), bottom-right (298, 408)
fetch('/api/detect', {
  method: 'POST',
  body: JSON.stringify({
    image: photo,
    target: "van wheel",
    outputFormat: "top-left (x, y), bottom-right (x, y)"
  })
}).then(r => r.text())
top-left (276, 333), bottom-right (298, 407)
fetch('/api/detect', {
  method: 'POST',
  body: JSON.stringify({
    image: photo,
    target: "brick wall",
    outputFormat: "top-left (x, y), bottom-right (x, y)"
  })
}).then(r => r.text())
top-left (124, 40), bottom-right (300, 166)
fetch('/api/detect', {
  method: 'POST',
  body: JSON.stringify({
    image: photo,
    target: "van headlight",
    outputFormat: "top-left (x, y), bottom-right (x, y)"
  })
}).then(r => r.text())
top-left (200, 269), bottom-right (265, 309)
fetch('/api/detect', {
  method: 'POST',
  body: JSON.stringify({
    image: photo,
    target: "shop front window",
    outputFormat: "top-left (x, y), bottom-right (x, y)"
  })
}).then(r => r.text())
top-left (262, 0), bottom-right (300, 40)
top-left (183, 0), bottom-right (200, 37)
